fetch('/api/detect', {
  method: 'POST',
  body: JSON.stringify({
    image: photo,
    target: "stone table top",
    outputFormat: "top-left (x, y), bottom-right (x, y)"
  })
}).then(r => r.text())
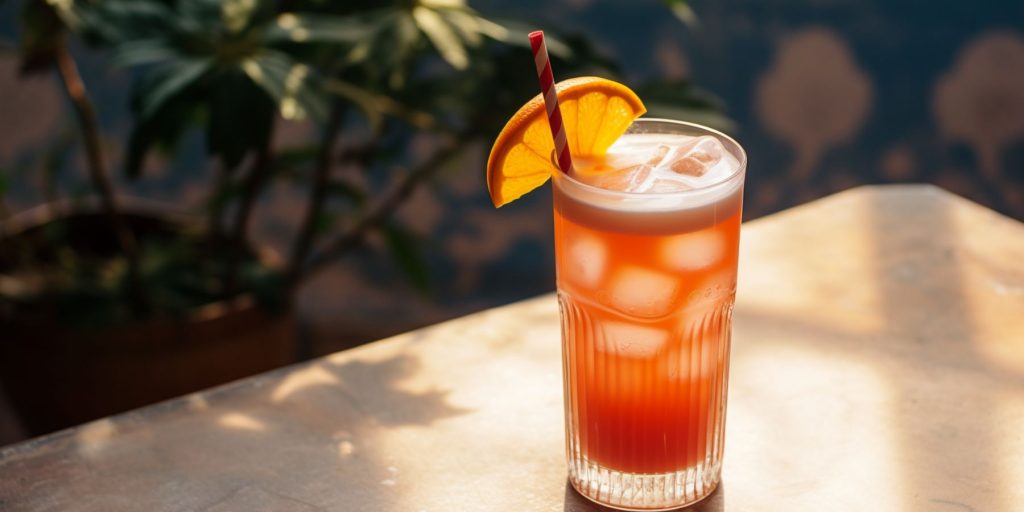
top-left (1, 185), bottom-right (1023, 511)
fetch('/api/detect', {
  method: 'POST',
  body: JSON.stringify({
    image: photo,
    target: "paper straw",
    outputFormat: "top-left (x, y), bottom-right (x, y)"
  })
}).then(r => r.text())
top-left (528, 30), bottom-right (574, 175)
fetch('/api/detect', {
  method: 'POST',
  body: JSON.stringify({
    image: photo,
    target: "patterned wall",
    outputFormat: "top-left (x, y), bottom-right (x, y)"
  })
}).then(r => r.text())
top-left (1, 1), bottom-right (1023, 349)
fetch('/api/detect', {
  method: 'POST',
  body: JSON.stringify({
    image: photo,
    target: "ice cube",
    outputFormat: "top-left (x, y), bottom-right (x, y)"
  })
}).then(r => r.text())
top-left (647, 176), bottom-right (693, 193)
top-left (599, 322), bottom-right (669, 358)
top-left (666, 136), bottom-right (725, 177)
top-left (606, 266), bottom-right (680, 318)
top-left (585, 165), bottom-right (655, 192)
top-left (661, 231), bottom-right (726, 271)
top-left (564, 232), bottom-right (607, 289)
top-left (581, 143), bottom-right (675, 193)
top-left (605, 142), bottom-right (672, 169)
top-left (644, 144), bottom-right (672, 166)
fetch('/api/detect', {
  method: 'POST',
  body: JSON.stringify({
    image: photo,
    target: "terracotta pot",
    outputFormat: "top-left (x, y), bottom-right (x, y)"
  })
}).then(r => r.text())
top-left (0, 199), bottom-right (296, 435)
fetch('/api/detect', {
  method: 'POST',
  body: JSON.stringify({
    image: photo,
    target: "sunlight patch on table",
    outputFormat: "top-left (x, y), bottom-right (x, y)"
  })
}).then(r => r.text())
top-left (271, 364), bottom-right (339, 402)
top-left (995, 390), bottom-right (1024, 508)
top-left (74, 418), bottom-right (118, 458)
top-left (217, 412), bottom-right (266, 432)
top-left (951, 204), bottom-right (1024, 375)
top-left (728, 345), bottom-right (902, 509)
top-left (738, 192), bottom-right (884, 334)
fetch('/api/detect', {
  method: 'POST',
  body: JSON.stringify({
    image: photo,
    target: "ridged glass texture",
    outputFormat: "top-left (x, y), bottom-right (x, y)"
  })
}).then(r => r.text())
top-left (559, 293), bottom-right (733, 510)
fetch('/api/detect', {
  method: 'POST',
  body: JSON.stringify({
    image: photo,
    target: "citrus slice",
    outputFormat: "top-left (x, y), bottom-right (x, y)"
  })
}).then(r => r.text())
top-left (486, 76), bottom-right (646, 207)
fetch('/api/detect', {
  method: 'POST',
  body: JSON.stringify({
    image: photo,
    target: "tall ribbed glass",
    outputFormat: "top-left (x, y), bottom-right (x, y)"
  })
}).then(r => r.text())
top-left (552, 119), bottom-right (745, 510)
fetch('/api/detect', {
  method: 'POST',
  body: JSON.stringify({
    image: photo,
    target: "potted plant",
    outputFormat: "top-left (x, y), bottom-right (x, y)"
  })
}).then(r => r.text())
top-left (0, 0), bottom-right (725, 435)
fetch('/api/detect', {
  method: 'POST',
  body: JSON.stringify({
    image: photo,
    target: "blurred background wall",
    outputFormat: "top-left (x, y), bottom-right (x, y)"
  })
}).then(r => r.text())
top-left (1, 0), bottom-right (1022, 356)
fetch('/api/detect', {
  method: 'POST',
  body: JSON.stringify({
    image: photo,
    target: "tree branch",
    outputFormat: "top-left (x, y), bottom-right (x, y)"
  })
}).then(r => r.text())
top-left (296, 129), bottom-right (475, 286)
top-left (205, 162), bottom-right (232, 242)
top-left (224, 131), bottom-right (275, 294)
top-left (54, 42), bottom-right (137, 259)
top-left (287, 103), bottom-right (344, 284)
top-left (54, 41), bottom-right (148, 312)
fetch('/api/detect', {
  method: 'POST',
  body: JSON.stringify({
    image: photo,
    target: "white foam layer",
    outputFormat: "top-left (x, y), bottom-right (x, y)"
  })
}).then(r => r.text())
top-left (554, 133), bottom-right (745, 235)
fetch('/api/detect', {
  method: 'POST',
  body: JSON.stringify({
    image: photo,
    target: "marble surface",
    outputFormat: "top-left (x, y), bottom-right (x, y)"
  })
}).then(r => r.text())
top-left (1, 185), bottom-right (1022, 511)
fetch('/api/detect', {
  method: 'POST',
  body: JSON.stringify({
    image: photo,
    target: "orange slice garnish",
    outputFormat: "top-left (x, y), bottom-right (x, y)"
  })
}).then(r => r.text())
top-left (486, 77), bottom-right (646, 207)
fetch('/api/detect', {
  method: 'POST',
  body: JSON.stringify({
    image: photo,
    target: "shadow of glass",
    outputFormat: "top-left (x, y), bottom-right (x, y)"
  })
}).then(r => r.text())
top-left (562, 479), bottom-right (724, 512)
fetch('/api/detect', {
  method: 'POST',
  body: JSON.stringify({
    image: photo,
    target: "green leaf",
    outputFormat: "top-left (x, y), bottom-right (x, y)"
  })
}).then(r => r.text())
top-left (645, 104), bottom-right (735, 133)
top-left (71, 0), bottom-right (174, 46)
top-left (412, 5), bottom-right (467, 69)
top-left (487, 19), bottom-right (571, 58)
top-left (384, 11), bottom-right (421, 89)
top-left (241, 50), bottom-right (328, 122)
top-left (324, 78), bottom-right (439, 133)
top-left (221, 0), bottom-right (258, 34)
top-left (264, 12), bottom-right (378, 45)
top-left (139, 58), bottom-right (212, 119)
top-left (125, 71), bottom-right (202, 179)
top-left (323, 79), bottom-right (384, 133)
top-left (635, 79), bottom-right (726, 111)
top-left (439, 8), bottom-right (483, 46)
top-left (110, 39), bottom-right (182, 67)
top-left (661, 0), bottom-right (698, 28)
top-left (636, 79), bottom-right (733, 132)
top-left (382, 223), bottom-right (429, 293)
top-left (419, 0), bottom-right (467, 8)
top-left (207, 69), bottom-right (276, 170)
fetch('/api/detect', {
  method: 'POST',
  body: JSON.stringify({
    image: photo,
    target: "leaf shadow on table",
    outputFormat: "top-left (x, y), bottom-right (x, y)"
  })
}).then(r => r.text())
top-left (321, 354), bottom-right (470, 427)
top-left (562, 479), bottom-right (724, 512)
top-left (175, 353), bottom-right (472, 511)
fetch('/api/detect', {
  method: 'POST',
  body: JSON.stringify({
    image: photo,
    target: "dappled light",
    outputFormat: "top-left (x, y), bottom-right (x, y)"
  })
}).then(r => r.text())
top-left (271, 364), bottom-right (340, 403)
top-left (739, 194), bottom-right (885, 335)
top-left (186, 394), bottom-right (210, 411)
top-left (0, 0), bottom-right (1021, 508)
top-left (729, 345), bottom-right (902, 508)
top-left (74, 418), bottom-right (118, 459)
top-left (217, 412), bottom-right (266, 432)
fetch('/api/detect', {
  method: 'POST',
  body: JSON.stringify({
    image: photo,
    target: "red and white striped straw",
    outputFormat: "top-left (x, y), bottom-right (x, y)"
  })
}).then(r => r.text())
top-left (528, 30), bottom-right (574, 175)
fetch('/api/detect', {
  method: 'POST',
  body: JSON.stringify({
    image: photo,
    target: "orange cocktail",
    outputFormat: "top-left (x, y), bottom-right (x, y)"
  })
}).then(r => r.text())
top-left (553, 119), bottom-right (745, 509)
top-left (484, 74), bottom-right (745, 510)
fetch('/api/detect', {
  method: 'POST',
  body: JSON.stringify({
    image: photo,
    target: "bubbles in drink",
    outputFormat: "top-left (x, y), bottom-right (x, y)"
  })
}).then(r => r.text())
top-left (661, 231), bottom-right (726, 271)
top-left (606, 266), bottom-right (679, 318)
top-left (600, 322), bottom-right (669, 358)
top-left (682, 270), bottom-right (737, 313)
top-left (564, 232), bottom-right (607, 289)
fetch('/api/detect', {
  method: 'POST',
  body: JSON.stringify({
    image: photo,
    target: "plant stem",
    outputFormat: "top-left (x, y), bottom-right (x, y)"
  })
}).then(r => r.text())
top-left (206, 162), bottom-right (232, 241)
top-left (296, 129), bottom-right (475, 286)
top-left (287, 104), bottom-right (344, 284)
top-left (54, 43), bottom-right (137, 257)
top-left (54, 41), bottom-right (146, 310)
top-left (224, 132), bottom-right (275, 295)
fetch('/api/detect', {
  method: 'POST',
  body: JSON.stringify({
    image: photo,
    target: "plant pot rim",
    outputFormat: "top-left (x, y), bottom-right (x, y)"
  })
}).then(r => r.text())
top-left (0, 195), bottom-right (285, 268)
top-left (1, 196), bottom-right (194, 238)
top-left (0, 196), bottom-right (288, 328)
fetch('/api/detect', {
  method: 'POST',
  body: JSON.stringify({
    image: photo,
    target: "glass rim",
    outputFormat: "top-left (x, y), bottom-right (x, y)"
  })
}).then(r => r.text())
top-left (552, 118), bottom-right (747, 199)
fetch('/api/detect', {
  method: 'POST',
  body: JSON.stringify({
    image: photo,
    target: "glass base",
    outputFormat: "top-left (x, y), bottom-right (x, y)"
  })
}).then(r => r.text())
top-left (567, 457), bottom-right (721, 511)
